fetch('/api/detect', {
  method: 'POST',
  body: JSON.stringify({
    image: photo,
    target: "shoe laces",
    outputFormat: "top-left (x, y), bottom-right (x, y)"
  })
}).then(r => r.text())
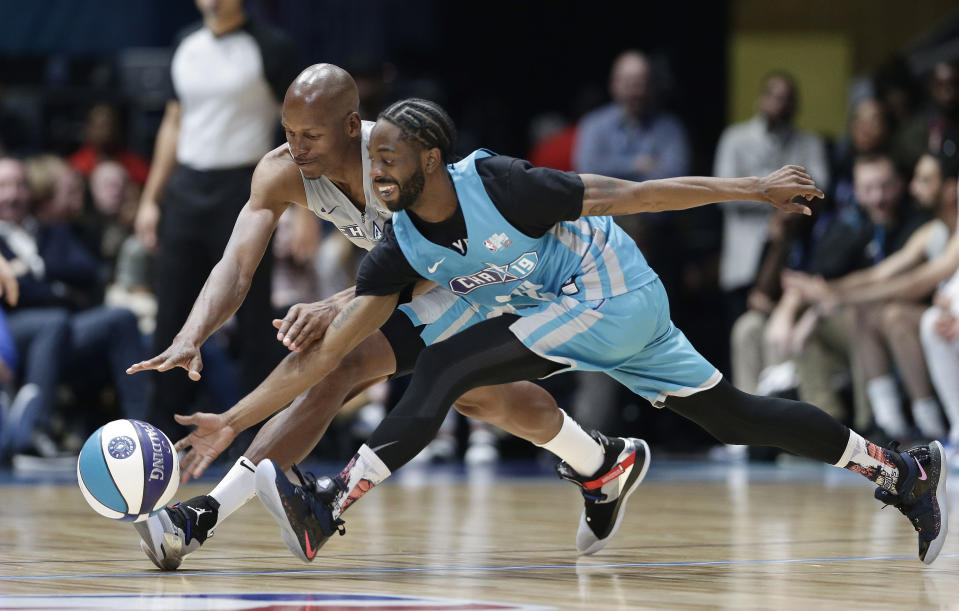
top-left (290, 463), bottom-right (346, 537)
top-left (589, 429), bottom-right (612, 448)
top-left (876, 487), bottom-right (932, 533)
top-left (874, 442), bottom-right (932, 534)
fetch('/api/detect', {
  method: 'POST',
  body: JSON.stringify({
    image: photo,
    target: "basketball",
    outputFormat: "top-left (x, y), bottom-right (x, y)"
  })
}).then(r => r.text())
top-left (76, 419), bottom-right (180, 522)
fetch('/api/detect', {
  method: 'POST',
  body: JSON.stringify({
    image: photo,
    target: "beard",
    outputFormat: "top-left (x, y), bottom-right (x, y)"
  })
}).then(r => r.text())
top-left (384, 167), bottom-right (425, 212)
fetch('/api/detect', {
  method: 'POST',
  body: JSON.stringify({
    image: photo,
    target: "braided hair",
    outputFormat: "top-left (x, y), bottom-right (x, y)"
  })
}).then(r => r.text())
top-left (378, 98), bottom-right (457, 163)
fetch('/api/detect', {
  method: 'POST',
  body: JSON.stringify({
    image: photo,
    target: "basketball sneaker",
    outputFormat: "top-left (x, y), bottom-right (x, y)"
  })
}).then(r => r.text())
top-left (874, 440), bottom-right (949, 564)
top-left (133, 495), bottom-right (219, 570)
top-left (255, 460), bottom-right (345, 562)
top-left (556, 432), bottom-right (650, 555)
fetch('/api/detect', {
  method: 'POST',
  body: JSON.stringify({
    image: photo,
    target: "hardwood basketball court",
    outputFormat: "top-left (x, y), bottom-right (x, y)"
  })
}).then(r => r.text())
top-left (1, 460), bottom-right (956, 609)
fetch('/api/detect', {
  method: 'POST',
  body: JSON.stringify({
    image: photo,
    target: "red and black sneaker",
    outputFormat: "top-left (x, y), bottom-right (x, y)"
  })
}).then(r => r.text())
top-left (556, 431), bottom-right (650, 555)
top-left (254, 460), bottom-right (345, 562)
top-left (874, 440), bottom-right (949, 564)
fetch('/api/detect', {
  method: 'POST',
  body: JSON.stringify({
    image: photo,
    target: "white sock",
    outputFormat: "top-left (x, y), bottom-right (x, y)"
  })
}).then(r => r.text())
top-left (912, 397), bottom-right (947, 439)
top-left (866, 375), bottom-right (908, 437)
top-left (209, 456), bottom-right (257, 528)
top-left (536, 409), bottom-right (604, 476)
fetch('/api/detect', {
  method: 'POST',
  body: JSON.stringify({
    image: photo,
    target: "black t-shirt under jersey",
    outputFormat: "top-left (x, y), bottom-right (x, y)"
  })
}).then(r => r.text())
top-left (355, 155), bottom-right (585, 296)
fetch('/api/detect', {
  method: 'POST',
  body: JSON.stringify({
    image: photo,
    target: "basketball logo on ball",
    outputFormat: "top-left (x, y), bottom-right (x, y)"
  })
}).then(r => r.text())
top-left (77, 419), bottom-right (180, 522)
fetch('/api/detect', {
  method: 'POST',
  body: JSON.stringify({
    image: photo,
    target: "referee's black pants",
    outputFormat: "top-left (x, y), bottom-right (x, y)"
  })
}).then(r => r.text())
top-left (151, 164), bottom-right (279, 439)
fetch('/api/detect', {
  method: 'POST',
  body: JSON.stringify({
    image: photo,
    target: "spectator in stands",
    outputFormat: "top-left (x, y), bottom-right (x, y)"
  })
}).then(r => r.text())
top-left (87, 160), bottom-right (158, 336)
top-left (0, 156), bottom-right (72, 458)
top-left (786, 154), bottom-right (933, 435)
top-left (786, 154), bottom-right (957, 439)
top-left (896, 60), bottom-right (959, 174)
top-left (919, 172), bottom-right (959, 455)
top-left (574, 50), bottom-right (689, 180)
top-left (730, 98), bottom-right (892, 399)
top-left (88, 161), bottom-right (140, 268)
top-left (24, 155), bottom-right (85, 225)
top-left (830, 98), bottom-right (893, 215)
top-left (714, 71), bottom-right (829, 333)
top-left (25, 154), bottom-right (150, 408)
top-left (0, 156), bottom-right (148, 459)
top-left (69, 103), bottom-right (150, 186)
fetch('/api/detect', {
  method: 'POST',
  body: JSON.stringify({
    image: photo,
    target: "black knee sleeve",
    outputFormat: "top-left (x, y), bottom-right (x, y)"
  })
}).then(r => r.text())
top-left (366, 314), bottom-right (561, 470)
top-left (664, 379), bottom-right (849, 464)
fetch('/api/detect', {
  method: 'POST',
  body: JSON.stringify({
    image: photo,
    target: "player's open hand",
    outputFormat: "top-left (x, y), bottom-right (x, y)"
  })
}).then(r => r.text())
top-left (273, 299), bottom-right (340, 352)
top-left (758, 165), bottom-right (824, 215)
top-left (173, 412), bottom-right (237, 483)
top-left (126, 338), bottom-right (203, 381)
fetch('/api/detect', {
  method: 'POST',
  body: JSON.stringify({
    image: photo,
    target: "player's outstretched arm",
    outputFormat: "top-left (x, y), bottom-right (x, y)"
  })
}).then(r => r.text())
top-left (127, 156), bottom-right (295, 379)
top-left (174, 293), bottom-right (398, 481)
top-left (579, 165), bottom-right (823, 217)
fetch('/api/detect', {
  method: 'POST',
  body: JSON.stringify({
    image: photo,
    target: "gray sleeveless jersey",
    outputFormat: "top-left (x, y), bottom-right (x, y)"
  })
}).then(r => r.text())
top-left (298, 121), bottom-right (392, 251)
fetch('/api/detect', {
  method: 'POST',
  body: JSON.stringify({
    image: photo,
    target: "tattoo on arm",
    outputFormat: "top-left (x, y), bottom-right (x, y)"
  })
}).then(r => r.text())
top-left (585, 202), bottom-right (614, 216)
top-left (330, 300), bottom-right (360, 329)
top-left (583, 176), bottom-right (624, 216)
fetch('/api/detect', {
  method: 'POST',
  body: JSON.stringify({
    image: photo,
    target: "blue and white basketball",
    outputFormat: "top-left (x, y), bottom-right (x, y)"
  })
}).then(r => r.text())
top-left (76, 419), bottom-right (179, 522)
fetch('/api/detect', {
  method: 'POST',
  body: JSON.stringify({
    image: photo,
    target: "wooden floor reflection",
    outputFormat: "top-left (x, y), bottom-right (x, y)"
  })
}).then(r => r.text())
top-left (1, 461), bottom-right (957, 609)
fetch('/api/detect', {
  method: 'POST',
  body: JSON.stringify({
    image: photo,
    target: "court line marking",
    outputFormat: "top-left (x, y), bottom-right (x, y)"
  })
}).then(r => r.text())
top-left (0, 534), bottom-right (917, 566)
top-left (2, 553), bottom-right (956, 581)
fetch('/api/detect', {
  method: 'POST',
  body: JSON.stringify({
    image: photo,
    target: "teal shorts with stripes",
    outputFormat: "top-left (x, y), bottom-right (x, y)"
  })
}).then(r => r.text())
top-left (508, 277), bottom-right (721, 407)
top-left (397, 286), bottom-right (490, 347)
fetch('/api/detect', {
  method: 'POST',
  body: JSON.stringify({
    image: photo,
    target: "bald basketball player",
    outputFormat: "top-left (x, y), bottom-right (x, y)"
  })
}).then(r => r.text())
top-left (127, 65), bottom-right (628, 569)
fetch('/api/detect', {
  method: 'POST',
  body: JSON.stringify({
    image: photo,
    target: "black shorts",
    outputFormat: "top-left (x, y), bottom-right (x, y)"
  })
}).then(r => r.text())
top-left (379, 286), bottom-right (426, 378)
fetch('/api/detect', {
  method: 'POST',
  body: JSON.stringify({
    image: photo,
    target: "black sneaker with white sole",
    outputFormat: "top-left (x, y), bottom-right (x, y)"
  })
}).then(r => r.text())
top-left (874, 440), bottom-right (949, 564)
top-left (556, 432), bottom-right (650, 555)
top-left (133, 495), bottom-right (219, 570)
top-left (255, 460), bottom-right (345, 562)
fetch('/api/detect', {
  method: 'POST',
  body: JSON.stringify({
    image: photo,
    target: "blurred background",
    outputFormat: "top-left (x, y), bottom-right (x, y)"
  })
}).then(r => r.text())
top-left (1, 0), bottom-right (957, 470)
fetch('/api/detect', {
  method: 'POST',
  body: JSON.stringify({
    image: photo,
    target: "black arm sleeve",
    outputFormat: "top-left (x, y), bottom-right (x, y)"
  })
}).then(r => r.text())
top-left (476, 155), bottom-right (585, 238)
top-left (355, 222), bottom-right (424, 296)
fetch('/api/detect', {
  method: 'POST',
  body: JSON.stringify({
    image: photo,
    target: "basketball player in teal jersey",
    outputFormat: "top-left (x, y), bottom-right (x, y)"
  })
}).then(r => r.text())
top-left (246, 98), bottom-right (947, 564)
top-left (126, 67), bottom-right (632, 568)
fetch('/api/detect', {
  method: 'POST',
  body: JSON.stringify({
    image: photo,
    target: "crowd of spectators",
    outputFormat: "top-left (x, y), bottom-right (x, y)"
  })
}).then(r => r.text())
top-left (0, 27), bottom-right (957, 470)
top-left (531, 51), bottom-right (959, 463)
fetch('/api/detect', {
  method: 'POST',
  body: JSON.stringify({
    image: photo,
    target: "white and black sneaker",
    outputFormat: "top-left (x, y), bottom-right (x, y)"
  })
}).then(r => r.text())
top-left (133, 495), bottom-right (219, 570)
top-left (556, 432), bottom-right (650, 555)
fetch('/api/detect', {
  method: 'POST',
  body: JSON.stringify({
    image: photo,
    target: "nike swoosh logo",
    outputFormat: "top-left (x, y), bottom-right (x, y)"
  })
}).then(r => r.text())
top-left (370, 440), bottom-right (398, 453)
top-left (428, 258), bottom-right (446, 273)
top-left (303, 530), bottom-right (317, 559)
top-left (916, 457), bottom-right (928, 481)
